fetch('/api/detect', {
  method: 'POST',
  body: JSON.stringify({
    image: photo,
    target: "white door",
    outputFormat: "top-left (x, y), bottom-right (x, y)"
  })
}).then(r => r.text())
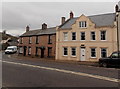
top-left (80, 48), bottom-right (85, 61)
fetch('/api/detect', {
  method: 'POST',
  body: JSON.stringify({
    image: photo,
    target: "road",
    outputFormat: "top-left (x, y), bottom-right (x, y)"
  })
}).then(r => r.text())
top-left (1, 52), bottom-right (120, 87)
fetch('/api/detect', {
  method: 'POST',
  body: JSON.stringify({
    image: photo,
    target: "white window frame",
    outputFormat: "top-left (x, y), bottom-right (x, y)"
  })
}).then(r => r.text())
top-left (63, 32), bottom-right (68, 41)
top-left (29, 37), bottom-right (32, 44)
top-left (19, 47), bottom-right (23, 53)
top-left (91, 31), bottom-right (96, 41)
top-left (100, 48), bottom-right (107, 58)
top-left (71, 47), bottom-right (76, 57)
top-left (100, 30), bottom-right (107, 41)
top-left (72, 32), bottom-right (76, 41)
top-left (79, 21), bottom-right (87, 28)
top-left (80, 32), bottom-right (85, 41)
top-left (90, 48), bottom-right (96, 58)
top-left (28, 47), bottom-right (31, 55)
top-left (63, 47), bottom-right (68, 56)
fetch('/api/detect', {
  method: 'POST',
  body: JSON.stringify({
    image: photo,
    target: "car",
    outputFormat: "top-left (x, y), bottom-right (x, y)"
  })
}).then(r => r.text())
top-left (99, 51), bottom-right (120, 67)
top-left (5, 46), bottom-right (17, 54)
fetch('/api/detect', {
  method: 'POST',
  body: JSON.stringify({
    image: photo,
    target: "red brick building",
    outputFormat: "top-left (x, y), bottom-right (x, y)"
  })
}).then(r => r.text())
top-left (18, 23), bottom-right (56, 58)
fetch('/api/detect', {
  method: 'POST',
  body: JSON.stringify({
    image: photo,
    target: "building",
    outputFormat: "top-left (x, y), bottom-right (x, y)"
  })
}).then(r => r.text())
top-left (0, 30), bottom-right (18, 50)
top-left (18, 23), bottom-right (56, 58)
top-left (56, 10), bottom-right (118, 61)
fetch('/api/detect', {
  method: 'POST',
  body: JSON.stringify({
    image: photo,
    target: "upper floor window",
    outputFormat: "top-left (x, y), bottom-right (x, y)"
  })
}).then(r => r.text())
top-left (72, 32), bottom-right (76, 40)
top-left (48, 35), bottom-right (52, 44)
top-left (36, 36), bottom-right (39, 44)
top-left (101, 48), bottom-right (107, 58)
top-left (91, 31), bottom-right (96, 41)
top-left (91, 48), bottom-right (96, 58)
top-left (29, 37), bottom-right (32, 44)
top-left (20, 37), bottom-right (23, 44)
top-left (100, 31), bottom-right (106, 41)
top-left (63, 47), bottom-right (68, 56)
top-left (80, 32), bottom-right (85, 41)
top-left (71, 47), bottom-right (76, 56)
top-left (63, 32), bottom-right (68, 41)
top-left (79, 21), bottom-right (87, 28)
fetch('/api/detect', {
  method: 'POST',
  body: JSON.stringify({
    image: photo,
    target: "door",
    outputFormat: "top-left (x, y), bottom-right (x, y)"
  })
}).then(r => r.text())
top-left (80, 48), bottom-right (85, 61)
top-left (41, 49), bottom-right (44, 58)
top-left (48, 47), bottom-right (52, 57)
top-left (23, 46), bottom-right (27, 56)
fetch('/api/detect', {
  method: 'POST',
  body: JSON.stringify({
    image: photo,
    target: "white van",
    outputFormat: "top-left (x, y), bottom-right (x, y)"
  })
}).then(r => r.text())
top-left (5, 46), bottom-right (17, 54)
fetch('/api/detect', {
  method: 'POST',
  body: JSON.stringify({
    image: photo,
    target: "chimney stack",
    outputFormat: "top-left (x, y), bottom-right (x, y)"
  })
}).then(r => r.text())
top-left (115, 4), bottom-right (119, 12)
top-left (61, 17), bottom-right (66, 24)
top-left (3, 30), bottom-right (6, 34)
top-left (42, 23), bottom-right (47, 30)
top-left (26, 25), bottom-right (30, 32)
top-left (70, 11), bottom-right (74, 19)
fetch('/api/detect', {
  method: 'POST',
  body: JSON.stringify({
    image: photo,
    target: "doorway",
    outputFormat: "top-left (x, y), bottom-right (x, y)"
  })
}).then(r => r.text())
top-left (23, 46), bottom-right (27, 56)
top-left (80, 47), bottom-right (86, 61)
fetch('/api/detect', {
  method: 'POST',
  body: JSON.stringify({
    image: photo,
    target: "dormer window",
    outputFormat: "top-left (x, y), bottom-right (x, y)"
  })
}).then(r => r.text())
top-left (79, 21), bottom-right (87, 28)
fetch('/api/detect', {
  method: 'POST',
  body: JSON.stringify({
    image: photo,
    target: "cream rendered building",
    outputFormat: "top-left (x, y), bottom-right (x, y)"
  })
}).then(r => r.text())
top-left (56, 11), bottom-right (118, 62)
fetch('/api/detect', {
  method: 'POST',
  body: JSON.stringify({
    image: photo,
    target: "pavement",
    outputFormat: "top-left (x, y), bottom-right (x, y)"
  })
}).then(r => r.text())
top-left (11, 53), bottom-right (99, 67)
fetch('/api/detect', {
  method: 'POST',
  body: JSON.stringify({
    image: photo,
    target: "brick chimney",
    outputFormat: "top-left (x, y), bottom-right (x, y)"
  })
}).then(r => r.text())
top-left (61, 17), bottom-right (66, 24)
top-left (42, 23), bottom-right (47, 30)
top-left (115, 4), bottom-right (119, 12)
top-left (70, 11), bottom-right (74, 19)
top-left (26, 25), bottom-right (30, 32)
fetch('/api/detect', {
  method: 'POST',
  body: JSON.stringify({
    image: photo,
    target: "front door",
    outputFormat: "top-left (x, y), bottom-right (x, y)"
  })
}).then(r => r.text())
top-left (23, 46), bottom-right (27, 56)
top-left (41, 49), bottom-right (44, 58)
top-left (48, 47), bottom-right (52, 57)
top-left (80, 48), bottom-right (86, 61)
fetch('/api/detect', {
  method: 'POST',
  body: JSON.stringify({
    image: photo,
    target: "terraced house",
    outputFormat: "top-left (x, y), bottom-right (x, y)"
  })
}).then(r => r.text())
top-left (56, 5), bottom-right (120, 62)
top-left (18, 23), bottom-right (56, 58)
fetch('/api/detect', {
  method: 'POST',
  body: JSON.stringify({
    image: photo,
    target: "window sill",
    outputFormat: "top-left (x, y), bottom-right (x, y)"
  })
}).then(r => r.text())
top-left (71, 56), bottom-right (77, 58)
top-left (63, 55), bottom-right (68, 57)
top-left (90, 57), bottom-right (97, 59)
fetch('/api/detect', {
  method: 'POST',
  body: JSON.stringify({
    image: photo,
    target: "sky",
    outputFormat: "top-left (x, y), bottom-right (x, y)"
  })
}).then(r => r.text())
top-left (1, 0), bottom-right (120, 36)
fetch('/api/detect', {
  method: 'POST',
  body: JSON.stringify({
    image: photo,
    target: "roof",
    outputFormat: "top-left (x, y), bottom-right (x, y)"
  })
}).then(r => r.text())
top-left (20, 27), bottom-right (56, 37)
top-left (59, 13), bottom-right (116, 29)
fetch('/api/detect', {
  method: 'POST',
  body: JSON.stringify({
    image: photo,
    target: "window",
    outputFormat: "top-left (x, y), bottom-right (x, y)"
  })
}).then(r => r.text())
top-left (63, 32), bottom-right (68, 41)
top-left (48, 47), bottom-right (52, 57)
top-left (91, 48), bottom-right (96, 58)
top-left (111, 53), bottom-right (120, 58)
top-left (100, 31), bottom-right (106, 40)
top-left (79, 21), bottom-right (87, 28)
top-left (20, 37), bottom-right (23, 44)
top-left (80, 32), bottom-right (85, 40)
top-left (72, 32), bottom-right (76, 40)
top-left (28, 47), bottom-right (31, 55)
top-left (101, 48), bottom-right (107, 58)
top-left (71, 47), bottom-right (76, 56)
top-left (19, 47), bottom-right (23, 54)
top-left (48, 35), bottom-right (52, 44)
top-left (36, 36), bottom-right (39, 44)
top-left (91, 32), bottom-right (96, 40)
top-left (29, 37), bottom-right (32, 44)
top-left (63, 47), bottom-right (68, 56)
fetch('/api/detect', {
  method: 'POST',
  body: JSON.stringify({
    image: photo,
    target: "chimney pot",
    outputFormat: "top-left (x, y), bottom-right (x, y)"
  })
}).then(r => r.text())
top-left (42, 23), bottom-right (47, 30)
top-left (70, 11), bottom-right (74, 19)
top-left (61, 17), bottom-right (66, 24)
top-left (115, 4), bottom-right (119, 12)
top-left (26, 25), bottom-right (30, 32)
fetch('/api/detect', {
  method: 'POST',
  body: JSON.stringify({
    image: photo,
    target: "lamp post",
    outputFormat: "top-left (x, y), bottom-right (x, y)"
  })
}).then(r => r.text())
top-left (116, 12), bottom-right (119, 53)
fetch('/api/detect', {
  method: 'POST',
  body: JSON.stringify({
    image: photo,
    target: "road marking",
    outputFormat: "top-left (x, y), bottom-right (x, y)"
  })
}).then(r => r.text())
top-left (2, 60), bottom-right (119, 83)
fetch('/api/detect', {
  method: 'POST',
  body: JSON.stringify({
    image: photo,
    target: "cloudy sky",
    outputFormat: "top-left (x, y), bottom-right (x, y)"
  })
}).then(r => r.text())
top-left (1, 1), bottom-right (120, 36)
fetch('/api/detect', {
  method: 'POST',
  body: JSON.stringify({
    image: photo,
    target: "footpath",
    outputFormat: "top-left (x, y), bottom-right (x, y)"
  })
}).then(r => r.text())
top-left (11, 53), bottom-right (99, 67)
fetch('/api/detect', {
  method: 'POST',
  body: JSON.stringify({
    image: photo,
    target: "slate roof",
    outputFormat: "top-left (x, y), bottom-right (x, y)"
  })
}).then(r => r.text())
top-left (59, 13), bottom-right (116, 29)
top-left (20, 27), bottom-right (56, 37)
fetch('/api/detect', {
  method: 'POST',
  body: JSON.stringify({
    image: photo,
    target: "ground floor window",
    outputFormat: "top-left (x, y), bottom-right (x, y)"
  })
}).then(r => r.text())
top-left (36, 47), bottom-right (38, 56)
top-left (48, 47), bottom-right (52, 57)
top-left (19, 47), bottom-right (23, 54)
top-left (28, 47), bottom-right (31, 55)
top-left (101, 48), bottom-right (107, 58)
top-left (63, 47), bottom-right (68, 56)
top-left (91, 48), bottom-right (96, 58)
top-left (71, 47), bottom-right (76, 56)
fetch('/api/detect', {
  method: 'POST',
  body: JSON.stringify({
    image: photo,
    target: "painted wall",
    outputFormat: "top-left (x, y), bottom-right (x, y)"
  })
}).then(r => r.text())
top-left (56, 15), bottom-right (117, 61)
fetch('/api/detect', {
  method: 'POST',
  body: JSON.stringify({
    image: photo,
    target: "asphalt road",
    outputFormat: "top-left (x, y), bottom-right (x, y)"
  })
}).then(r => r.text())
top-left (1, 52), bottom-right (120, 87)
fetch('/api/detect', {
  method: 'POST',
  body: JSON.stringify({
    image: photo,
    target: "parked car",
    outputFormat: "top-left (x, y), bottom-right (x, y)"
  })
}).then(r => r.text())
top-left (5, 46), bottom-right (17, 54)
top-left (99, 51), bottom-right (120, 67)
